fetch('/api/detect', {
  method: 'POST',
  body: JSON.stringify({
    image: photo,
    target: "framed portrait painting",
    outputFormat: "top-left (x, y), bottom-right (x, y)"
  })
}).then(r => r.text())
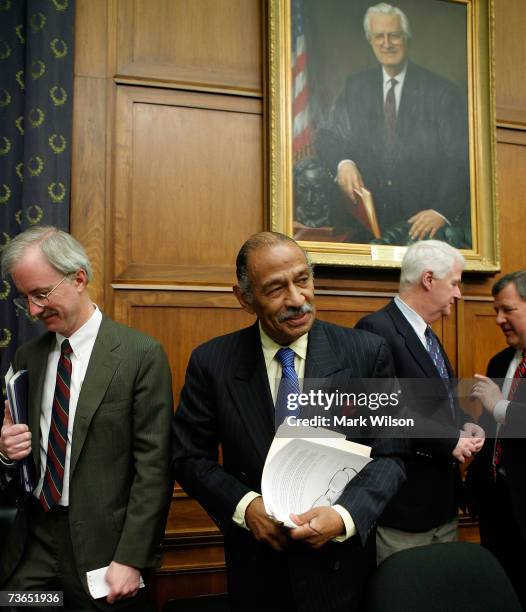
top-left (268, 0), bottom-right (498, 270)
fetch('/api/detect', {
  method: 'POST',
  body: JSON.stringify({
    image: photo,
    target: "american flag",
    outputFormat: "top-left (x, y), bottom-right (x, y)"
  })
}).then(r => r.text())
top-left (291, 0), bottom-right (311, 160)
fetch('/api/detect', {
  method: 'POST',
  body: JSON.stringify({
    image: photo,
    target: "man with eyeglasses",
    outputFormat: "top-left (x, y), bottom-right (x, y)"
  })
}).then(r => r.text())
top-left (316, 2), bottom-right (469, 243)
top-left (0, 226), bottom-right (173, 611)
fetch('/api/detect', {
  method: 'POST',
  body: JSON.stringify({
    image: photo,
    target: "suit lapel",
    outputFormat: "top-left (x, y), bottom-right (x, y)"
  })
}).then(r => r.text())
top-left (304, 320), bottom-right (342, 380)
top-left (386, 300), bottom-right (439, 378)
top-left (226, 324), bottom-right (275, 464)
top-left (396, 62), bottom-right (419, 141)
top-left (69, 316), bottom-right (121, 477)
top-left (26, 334), bottom-right (54, 471)
top-left (370, 67), bottom-right (387, 161)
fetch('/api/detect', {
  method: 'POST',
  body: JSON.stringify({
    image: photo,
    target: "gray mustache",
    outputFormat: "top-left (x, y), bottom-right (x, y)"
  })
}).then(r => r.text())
top-left (277, 302), bottom-right (314, 323)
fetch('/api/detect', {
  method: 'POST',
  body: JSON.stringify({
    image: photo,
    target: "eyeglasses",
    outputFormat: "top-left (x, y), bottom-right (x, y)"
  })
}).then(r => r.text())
top-left (311, 467), bottom-right (358, 508)
top-left (13, 275), bottom-right (69, 315)
top-left (371, 31), bottom-right (404, 45)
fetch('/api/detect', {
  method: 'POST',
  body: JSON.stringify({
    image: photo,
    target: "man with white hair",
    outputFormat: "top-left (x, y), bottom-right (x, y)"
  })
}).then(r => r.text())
top-left (316, 2), bottom-right (469, 242)
top-left (356, 240), bottom-right (484, 562)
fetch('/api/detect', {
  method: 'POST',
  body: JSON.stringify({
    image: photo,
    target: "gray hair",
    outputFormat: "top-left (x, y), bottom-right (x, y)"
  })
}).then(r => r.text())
top-left (236, 231), bottom-right (313, 301)
top-left (492, 270), bottom-right (526, 300)
top-left (1, 226), bottom-right (93, 282)
top-left (400, 240), bottom-right (465, 290)
top-left (364, 3), bottom-right (411, 42)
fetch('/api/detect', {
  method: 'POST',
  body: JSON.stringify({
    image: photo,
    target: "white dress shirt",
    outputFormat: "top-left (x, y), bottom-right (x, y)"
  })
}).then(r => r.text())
top-left (493, 349), bottom-right (523, 424)
top-left (394, 295), bottom-right (428, 348)
top-left (382, 64), bottom-right (407, 113)
top-left (232, 323), bottom-right (356, 541)
top-left (34, 306), bottom-right (102, 505)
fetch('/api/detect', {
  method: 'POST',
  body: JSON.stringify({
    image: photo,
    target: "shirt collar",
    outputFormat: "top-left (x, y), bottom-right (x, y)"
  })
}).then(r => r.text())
top-left (394, 295), bottom-right (428, 341)
top-left (55, 305), bottom-right (102, 358)
top-left (382, 63), bottom-right (407, 88)
top-left (259, 321), bottom-right (309, 369)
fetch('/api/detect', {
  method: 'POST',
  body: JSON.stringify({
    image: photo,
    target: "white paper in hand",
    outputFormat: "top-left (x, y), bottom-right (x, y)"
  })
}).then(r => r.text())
top-left (86, 566), bottom-right (145, 599)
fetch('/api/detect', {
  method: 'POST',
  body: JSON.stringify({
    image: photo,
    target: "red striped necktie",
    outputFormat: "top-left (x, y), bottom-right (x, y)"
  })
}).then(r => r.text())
top-left (39, 339), bottom-right (73, 511)
top-left (384, 77), bottom-right (398, 147)
top-left (493, 349), bottom-right (526, 479)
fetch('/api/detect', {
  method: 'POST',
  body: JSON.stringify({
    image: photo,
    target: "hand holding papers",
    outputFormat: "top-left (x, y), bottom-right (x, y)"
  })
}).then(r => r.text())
top-left (4, 365), bottom-right (35, 493)
top-left (261, 425), bottom-right (371, 529)
top-left (86, 566), bottom-right (144, 599)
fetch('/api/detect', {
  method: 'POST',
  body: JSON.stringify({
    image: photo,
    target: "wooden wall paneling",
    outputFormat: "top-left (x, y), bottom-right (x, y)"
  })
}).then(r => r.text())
top-left (112, 289), bottom-right (254, 397)
top-left (457, 297), bottom-right (502, 418)
top-left (116, 0), bottom-right (262, 95)
top-left (314, 294), bottom-right (391, 328)
top-left (71, 0), bottom-right (121, 311)
top-left (495, 142), bottom-right (526, 274)
top-left (495, 0), bottom-right (526, 128)
top-left (458, 298), bottom-right (501, 378)
top-left (70, 76), bottom-right (107, 308)
top-left (71, 0), bottom-right (112, 307)
top-left (112, 86), bottom-right (263, 286)
top-left (74, 0), bottom-right (109, 78)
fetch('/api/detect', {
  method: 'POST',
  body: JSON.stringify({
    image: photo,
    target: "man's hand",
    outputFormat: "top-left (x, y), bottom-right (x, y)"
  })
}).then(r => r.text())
top-left (452, 435), bottom-right (481, 464)
top-left (288, 507), bottom-right (345, 549)
top-left (105, 561), bottom-right (140, 604)
top-left (245, 497), bottom-right (288, 552)
top-left (470, 374), bottom-right (504, 415)
top-left (460, 422), bottom-right (485, 453)
top-left (408, 210), bottom-right (446, 240)
top-left (0, 401), bottom-right (31, 461)
top-left (336, 161), bottom-right (364, 205)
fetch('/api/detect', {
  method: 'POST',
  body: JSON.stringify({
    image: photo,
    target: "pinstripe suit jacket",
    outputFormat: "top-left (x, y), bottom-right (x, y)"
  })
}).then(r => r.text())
top-left (172, 319), bottom-right (406, 611)
top-left (0, 315), bottom-right (173, 608)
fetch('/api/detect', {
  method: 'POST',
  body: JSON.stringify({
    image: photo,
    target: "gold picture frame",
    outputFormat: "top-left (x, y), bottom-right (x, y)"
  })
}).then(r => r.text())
top-left (268, 0), bottom-right (498, 271)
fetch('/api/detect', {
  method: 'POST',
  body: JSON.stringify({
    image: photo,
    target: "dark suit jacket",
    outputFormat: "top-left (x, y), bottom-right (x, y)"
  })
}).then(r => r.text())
top-left (356, 300), bottom-right (470, 531)
top-left (315, 62), bottom-right (469, 232)
top-left (0, 315), bottom-right (173, 608)
top-left (172, 319), bottom-right (406, 611)
top-left (467, 347), bottom-right (526, 541)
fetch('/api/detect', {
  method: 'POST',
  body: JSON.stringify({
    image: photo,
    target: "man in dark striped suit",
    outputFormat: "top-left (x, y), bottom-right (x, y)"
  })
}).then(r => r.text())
top-left (172, 231), bottom-right (407, 611)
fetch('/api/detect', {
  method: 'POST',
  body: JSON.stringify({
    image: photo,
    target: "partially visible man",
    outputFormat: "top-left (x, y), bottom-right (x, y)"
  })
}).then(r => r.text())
top-left (469, 271), bottom-right (526, 608)
top-left (172, 231), bottom-right (406, 611)
top-left (0, 227), bottom-right (173, 611)
top-left (316, 2), bottom-right (469, 242)
top-left (356, 240), bottom-right (484, 563)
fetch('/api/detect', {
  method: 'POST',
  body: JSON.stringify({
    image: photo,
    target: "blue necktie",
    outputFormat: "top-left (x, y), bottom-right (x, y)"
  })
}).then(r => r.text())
top-left (425, 327), bottom-right (449, 380)
top-left (425, 327), bottom-right (454, 416)
top-left (275, 348), bottom-right (301, 428)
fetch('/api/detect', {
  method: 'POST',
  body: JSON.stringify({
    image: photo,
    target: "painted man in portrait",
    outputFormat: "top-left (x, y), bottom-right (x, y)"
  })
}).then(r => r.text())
top-left (315, 2), bottom-right (470, 246)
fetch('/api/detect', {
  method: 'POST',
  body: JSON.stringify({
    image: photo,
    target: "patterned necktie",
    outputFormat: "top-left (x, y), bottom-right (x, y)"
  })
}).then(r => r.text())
top-left (425, 327), bottom-right (454, 417)
top-left (493, 350), bottom-right (526, 479)
top-left (425, 327), bottom-right (449, 380)
top-left (40, 339), bottom-right (73, 511)
top-left (384, 77), bottom-right (398, 146)
top-left (275, 348), bottom-right (301, 428)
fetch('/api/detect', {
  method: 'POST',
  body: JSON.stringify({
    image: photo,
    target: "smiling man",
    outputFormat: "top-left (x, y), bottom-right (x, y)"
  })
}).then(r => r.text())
top-left (172, 231), bottom-right (407, 611)
top-left (468, 271), bottom-right (526, 608)
top-left (315, 2), bottom-right (469, 243)
top-left (356, 240), bottom-right (484, 563)
top-left (0, 226), bottom-right (172, 611)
